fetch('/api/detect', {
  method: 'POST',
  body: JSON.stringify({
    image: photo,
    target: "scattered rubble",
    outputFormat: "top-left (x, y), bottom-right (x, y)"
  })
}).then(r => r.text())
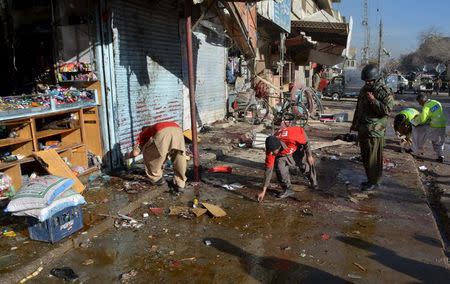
top-left (50, 267), bottom-right (79, 282)
top-left (19, 266), bottom-right (43, 284)
top-left (222, 183), bottom-right (244, 191)
top-left (120, 269), bottom-right (137, 283)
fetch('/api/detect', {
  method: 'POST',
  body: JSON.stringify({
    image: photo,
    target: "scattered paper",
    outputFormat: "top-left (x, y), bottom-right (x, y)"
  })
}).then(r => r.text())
top-left (418, 166), bottom-right (427, 171)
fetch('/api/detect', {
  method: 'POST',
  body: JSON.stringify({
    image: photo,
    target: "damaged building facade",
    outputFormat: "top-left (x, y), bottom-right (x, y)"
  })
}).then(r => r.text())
top-left (0, 0), bottom-right (350, 174)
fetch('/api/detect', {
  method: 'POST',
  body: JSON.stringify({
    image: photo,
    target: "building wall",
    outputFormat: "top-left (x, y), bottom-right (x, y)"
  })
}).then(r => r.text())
top-left (110, 0), bottom-right (183, 154)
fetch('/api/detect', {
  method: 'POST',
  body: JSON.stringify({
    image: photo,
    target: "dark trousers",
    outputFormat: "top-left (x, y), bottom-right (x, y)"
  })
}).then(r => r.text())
top-left (275, 147), bottom-right (318, 190)
top-left (359, 136), bottom-right (384, 185)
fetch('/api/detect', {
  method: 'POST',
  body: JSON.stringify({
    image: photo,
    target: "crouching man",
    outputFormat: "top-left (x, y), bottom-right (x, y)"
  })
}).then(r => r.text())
top-left (130, 121), bottom-right (187, 192)
top-left (257, 126), bottom-right (318, 202)
top-left (393, 108), bottom-right (419, 152)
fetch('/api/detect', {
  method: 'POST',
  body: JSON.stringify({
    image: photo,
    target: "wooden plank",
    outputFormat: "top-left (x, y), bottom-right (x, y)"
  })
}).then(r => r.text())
top-left (33, 149), bottom-right (85, 193)
top-left (0, 138), bottom-right (32, 148)
top-left (83, 107), bottom-right (103, 156)
top-left (36, 128), bottom-right (79, 139)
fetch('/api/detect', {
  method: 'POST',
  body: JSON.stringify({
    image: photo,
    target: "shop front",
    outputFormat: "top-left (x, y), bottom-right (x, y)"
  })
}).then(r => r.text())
top-left (0, 0), bottom-right (104, 194)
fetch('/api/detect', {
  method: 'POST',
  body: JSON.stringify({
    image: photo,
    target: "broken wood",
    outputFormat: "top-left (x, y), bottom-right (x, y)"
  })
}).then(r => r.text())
top-left (202, 202), bottom-right (227, 217)
top-left (33, 149), bottom-right (85, 192)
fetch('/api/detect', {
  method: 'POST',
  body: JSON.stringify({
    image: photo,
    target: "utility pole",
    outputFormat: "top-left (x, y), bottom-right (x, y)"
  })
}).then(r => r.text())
top-left (361, 0), bottom-right (370, 65)
top-left (377, 19), bottom-right (383, 69)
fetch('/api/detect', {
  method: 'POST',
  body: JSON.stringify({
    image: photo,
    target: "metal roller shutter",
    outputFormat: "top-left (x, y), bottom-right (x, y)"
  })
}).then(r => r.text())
top-left (111, 0), bottom-right (183, 153)
top-left (193, 29), bottom-right (227, 125)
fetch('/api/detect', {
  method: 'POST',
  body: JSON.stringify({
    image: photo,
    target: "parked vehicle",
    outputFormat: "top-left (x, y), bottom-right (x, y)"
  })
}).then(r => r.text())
top-left (322, 69), bottom-right (364, 101)
top-left (413, 74), bottom-right (434, 94)
top-left (385, 74), bottom-right (408, 94)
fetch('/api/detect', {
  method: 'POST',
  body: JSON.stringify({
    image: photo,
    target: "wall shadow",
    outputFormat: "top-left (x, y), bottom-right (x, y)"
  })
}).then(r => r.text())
top-left (337, 236), bottom-right (450, 282)
top-left (207, 238), bottom-right (351, 284)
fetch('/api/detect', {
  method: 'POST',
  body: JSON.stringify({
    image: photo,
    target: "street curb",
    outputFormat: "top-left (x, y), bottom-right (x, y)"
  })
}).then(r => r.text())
top-left (1, 188), bottom-right (165, 284)
top-left (410, 156), bottom-right (450, 265)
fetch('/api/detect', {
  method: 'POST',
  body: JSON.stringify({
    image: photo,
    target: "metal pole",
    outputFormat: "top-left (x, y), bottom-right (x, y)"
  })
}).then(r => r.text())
top-left (377, 19), bottom-right (382, 69)
top-left (185, 0), bottom-right (200, 182)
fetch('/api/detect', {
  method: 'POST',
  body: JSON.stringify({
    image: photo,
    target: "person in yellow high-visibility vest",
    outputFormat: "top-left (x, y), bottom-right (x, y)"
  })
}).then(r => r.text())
top-left (394, 108), bottom-right (420, 152)
top-left (411, 93), bottom-right (447, 162)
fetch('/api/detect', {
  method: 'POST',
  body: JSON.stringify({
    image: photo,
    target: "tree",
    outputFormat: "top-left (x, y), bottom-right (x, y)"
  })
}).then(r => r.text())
top-left (399, 27), bottom-right (450, 72)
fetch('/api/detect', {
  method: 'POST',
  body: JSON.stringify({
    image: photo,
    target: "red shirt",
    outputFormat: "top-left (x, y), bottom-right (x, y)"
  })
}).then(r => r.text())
top-left (265, 127), bottom-right (308, 169)
top-left (137, 121), bottom-right (180, 146)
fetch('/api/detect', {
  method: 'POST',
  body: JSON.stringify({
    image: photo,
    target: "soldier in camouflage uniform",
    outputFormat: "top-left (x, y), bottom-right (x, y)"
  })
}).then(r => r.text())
top-left (351, 64), bottom-right (394, 191)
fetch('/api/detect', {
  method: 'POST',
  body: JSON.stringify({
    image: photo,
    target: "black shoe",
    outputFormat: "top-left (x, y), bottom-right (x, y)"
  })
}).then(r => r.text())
top-left (437, 156), bottom-right (444, 163)
top-left (278, 189), bottom-right (295, 199)
top-left (151, 177), bottom-right (165, 186)
top-left (360, 181), bottom-right (370, 187)
top-left (405, 148), bottom-right (413, 154)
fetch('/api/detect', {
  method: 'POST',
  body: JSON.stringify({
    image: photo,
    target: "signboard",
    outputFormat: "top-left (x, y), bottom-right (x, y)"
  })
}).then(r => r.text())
top-left (257, 0), bottom-right (292, 33)
top-left (273, 0), bottom-right (292, 32)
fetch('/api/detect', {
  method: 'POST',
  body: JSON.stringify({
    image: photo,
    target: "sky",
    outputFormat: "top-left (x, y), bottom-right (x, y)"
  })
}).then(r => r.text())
top-left (333, 0), bottom-right (450, 59)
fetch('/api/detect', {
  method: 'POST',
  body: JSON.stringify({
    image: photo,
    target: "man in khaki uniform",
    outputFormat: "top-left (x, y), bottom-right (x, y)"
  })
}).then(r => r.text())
top-left (131, 121), bottom-right (187, 191)
top-left (351, 64), bottom-right (394, 192)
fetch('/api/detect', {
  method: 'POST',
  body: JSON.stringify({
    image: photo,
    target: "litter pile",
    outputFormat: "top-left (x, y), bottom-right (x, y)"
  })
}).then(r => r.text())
top-left (169, 201), bottom-right (227, 219)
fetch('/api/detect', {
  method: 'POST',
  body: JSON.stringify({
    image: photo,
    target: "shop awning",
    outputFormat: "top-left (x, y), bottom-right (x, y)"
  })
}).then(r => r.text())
top-left (286, 10), bottom-right (352, 65)
top-left (291, 10), bottom-right (349, 46)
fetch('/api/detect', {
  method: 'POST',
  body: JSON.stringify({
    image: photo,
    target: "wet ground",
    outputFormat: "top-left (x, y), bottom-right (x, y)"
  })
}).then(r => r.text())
top-left (2, 97), bottom-right (450, 283)
top-left (28, 114), bottom-right (450, 283)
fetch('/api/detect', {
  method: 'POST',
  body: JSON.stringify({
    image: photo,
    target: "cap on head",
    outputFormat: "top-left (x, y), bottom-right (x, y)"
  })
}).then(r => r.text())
top-left (361, 64), bottom-right (379, 81)
top-left (265, 135), bottom-right (282, 152)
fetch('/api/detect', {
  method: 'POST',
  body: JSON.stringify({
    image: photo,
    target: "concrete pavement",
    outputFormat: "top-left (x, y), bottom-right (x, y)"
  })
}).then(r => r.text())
top-left (19, 102), bottom-right (450, 283)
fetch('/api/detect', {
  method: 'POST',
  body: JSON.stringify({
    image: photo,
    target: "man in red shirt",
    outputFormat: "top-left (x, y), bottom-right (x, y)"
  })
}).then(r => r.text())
top-left (257, 126), bottom-right (317, 202)
top-left (130, 121), bottom-right (187, 191)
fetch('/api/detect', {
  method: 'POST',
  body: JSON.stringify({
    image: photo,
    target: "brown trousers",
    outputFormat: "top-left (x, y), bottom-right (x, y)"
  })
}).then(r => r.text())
top-left (142, 127), bottom-right (187, 188)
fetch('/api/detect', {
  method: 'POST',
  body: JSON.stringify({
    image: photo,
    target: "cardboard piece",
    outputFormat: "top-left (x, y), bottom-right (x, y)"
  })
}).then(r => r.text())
top-left (183, 129), bottom-right (200, 142)
top-left (33, 149), bottom-right (85, 193)
top-left (202, 202), bottom-right (227, 217)
top-left (169, 206), bottom-right (191, 216)
top-left (191, 208), bottom-right (207, 217)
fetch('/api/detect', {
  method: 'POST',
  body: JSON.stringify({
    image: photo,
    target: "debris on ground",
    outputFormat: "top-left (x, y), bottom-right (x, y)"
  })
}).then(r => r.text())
top-left (50, 267), bottom-right (79, 282)
top-left (348, 197), bottom-right (359, 204)
top-left (19, 266), bottom-right (43, 283)
top-left (222, 183), bottom-right (244, 191)
top-left (102, 213), bottom-right (144, 230)
top-left (353, 262), bottom-right (366, 271)
top-left (191, 208), bottom-right (208, 217)
top-left (300, 250), bottom-right (307, 258)
top-left (2, 230), bottom-right (16, 237)
top-left (301, 208), bottom-right (313, 216)
top-left (202, 202), bottom-right (227, 217)
top-left (208, 166), bottom-right (232, 174)
top-left (169, 206), bottom-right (192, 218)
top-left (120, 269), bottom-right (137, 283)
top-left (349, 156), bottom-right (363, 163)
top-left (280, 245), bottom-right (291, 251)
top-left (81, 259), bottom-right (94, 266)
top-left (383, 159), bottom-right (397, 170)
top-left (347, 273), bottom-right (363, 279)
top-left (321, 233), bottom-right (330, 241)
top-left (419, 166), bottom-right (428, 171)
top-left (204, 239), bottom-right (212, 246)
top-left (335, 133), bottom-right (358, 142)
top-left (149, 207), bottom-right (164, 215)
